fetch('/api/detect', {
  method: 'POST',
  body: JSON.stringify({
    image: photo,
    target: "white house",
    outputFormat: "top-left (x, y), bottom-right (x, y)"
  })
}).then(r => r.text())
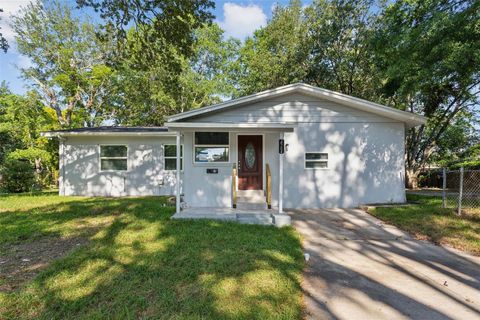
top-left (43, 83), bottom-right (426, 218)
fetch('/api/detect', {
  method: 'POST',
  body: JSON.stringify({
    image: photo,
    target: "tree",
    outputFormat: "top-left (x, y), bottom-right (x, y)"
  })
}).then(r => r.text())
top-left (304, 0), bottom-right (377, 98)
top-left (372, 0), bottom-right (480, 187)
top-left (76, 0), bottom-right (214, 70)
top-left (12, 0), bottom-right (116, 128)
top-left (237, 0), bottom-right (378, 98)
top-left (0, 8), bottom-right (8, 53)
top-left (113, 23), bottom-right (239, 126)
top-left (237, 0), bottom-right (308, 95)
top-left (0, 84), bottom-right (58, 189)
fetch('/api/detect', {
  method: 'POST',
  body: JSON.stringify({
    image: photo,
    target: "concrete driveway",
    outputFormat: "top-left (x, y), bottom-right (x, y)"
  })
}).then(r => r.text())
top-left (290, 208), bottom-right (480, 320)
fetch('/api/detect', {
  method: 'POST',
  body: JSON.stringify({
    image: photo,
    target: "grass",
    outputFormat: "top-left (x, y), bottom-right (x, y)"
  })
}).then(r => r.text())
top-left (0, 193), bottom-right (303, 319)
top-left (368, 194), bottom-right (480, 256)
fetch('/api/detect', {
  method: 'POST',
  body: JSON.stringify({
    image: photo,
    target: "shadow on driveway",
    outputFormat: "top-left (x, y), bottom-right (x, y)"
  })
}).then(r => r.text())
top-left (290, 208), bottom-right (480, 320)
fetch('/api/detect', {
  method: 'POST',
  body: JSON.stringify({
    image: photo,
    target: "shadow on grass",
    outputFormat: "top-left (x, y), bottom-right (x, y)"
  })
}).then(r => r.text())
top-left (1, 197), bottom-right (303, 319)
top-left (0, 196), bottom-right (171, 245)
top-left (0, 190), bottom-right (59, 198)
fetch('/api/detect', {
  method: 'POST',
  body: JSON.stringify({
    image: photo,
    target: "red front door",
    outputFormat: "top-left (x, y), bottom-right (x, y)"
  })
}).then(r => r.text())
top-left (238, 135), bottom-right (263, 190)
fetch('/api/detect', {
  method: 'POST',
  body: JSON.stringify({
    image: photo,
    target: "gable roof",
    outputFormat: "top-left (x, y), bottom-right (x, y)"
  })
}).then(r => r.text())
top-left (167, 83), bottom-right (426, 128)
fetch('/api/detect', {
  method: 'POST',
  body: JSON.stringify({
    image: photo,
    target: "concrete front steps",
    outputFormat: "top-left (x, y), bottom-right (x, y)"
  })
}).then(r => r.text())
top-left (236, 190), bottom-right (268, 210)
top-left (172, 207), bottom-right (291, 227)
top-left (237, 213), bottom-right (273, 225)
top-left (237, 213), bottom-right (291, 227)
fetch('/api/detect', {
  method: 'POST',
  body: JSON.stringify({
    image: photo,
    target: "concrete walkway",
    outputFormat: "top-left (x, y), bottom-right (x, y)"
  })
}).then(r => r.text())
top-left (291, 208), bottom-right (480, 320)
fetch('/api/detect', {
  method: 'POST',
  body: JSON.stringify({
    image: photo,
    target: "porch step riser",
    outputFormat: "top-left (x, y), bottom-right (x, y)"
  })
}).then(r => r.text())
top-left (237, 218), bottom-right (273, 225)
top-left (237, 196), bottom-right (266, 203)
top-left (237, 190), bottom-right (265, 197)
top-left (236, 202), bottom-right (268, 210)
top-left (237, 214), bottom-right (273, 225)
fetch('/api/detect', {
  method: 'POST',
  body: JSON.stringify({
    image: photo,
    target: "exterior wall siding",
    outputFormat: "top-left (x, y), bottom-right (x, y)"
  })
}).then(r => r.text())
top-left (187, 93), bottom-right (393, 124)
top-left (59, 91), bottom-right (406, 208)
top-left (62, 136), bottom-right (179, 197)
top-left (181, 132), bottom-right (280, 208)
top-left (183, 92), bottom-right (405, 208)
top-left (283, 122), bottom-right (405, 208)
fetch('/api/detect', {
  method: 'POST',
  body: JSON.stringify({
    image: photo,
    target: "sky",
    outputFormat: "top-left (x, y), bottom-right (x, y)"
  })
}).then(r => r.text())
top-left (0, 0), bottom-right (302, 95)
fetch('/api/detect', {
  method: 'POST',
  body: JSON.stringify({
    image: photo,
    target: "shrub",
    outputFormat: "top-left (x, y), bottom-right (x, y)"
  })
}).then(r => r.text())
top-left (7, 147), bottom-right (54, 189)
top-left (0, 158), bottom-right (35, 193)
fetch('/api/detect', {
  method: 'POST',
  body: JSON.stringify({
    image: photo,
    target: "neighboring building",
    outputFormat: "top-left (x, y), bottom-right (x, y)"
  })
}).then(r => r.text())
top-left (43, 83), bottom-right (426, 214)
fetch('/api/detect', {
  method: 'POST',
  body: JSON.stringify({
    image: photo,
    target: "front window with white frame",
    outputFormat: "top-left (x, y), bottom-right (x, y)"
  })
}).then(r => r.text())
top-left (305, 152), bottom-right (328, 169)
top-left (100, 145), bottom-right (128, 171)
top-left (194, 132), bottom-right (229, 163)
top-left (164, 144), bottom-right (183, 171)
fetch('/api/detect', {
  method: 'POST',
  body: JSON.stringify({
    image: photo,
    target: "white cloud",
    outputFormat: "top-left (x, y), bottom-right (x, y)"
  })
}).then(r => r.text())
top-left (218, 3), bottom-right (267, 40)
top-left (0, 0), bottom-right (32, 43)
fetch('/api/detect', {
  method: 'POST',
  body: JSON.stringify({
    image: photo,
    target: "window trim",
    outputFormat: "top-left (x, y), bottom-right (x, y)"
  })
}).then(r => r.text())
top-left (99, 144), bottom-right (128, 172)
top-left (193, 131), bottom-right (230, 164)
top-left (164, 144), bottom-right (184, 171)
top-left (304, 152), bottom-right (329, 170)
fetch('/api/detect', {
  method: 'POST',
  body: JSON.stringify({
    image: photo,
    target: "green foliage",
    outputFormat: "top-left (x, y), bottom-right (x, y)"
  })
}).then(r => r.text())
top-left (0, 84), bottom-right (59, 191)
top-left (237, 0), bottom-right (308, 95)
top-left (0, 8), bottom-right (8, 52)
top-left (236, 0), bottom-right (479, 186)
top-left (237, 0), bottom-right (377, 98)
top-left (12, 0), bottom-right (116, 127)
top-left (0, 158), bottom-right (35, 193)
top-left (372, 0), bottom-right (480, 185)
top-left (304, 0), bottom-right (377, 97)
top-left (8, 147), bottom-right (51, 165)
top-left (114, 23), bottom-right (240, 125)
top-left (76, 0), bottom-right (215, 70)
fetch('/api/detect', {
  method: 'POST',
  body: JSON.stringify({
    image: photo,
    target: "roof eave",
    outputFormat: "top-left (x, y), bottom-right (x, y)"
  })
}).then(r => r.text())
top-left (166, 83), bottom-right (427, 127)
top-left (164, 122), bottom-right (296, 132)
top-left (41, 131), bottom-right (176, 138)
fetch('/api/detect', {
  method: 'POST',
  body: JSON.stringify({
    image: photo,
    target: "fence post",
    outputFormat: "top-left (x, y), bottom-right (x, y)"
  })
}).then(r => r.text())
top-left (442, 168), bottom-right (446, 208)
top-left (458, 167), bottom-right (464, 216)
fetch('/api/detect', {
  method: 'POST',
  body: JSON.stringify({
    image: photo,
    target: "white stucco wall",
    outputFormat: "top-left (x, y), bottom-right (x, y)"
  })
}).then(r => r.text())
top-left (61, 136), bottom-right (180, 197)
top-left (181, 131), bottom-right (280, 208)
top-left (59, 92), bottom-right (406, 207)
top-left (183, 92), bottom-right (406, 208)
top-left (283, 122), bottom-right (405, 208)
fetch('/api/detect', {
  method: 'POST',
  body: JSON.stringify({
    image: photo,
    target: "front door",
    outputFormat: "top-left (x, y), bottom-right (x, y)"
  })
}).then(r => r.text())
top-left (238, 135), bottom-right (263, 190)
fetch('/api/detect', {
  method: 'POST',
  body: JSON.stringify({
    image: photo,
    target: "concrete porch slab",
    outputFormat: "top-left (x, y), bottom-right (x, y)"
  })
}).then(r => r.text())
top-left (171, 207), bottom-right (290, 226)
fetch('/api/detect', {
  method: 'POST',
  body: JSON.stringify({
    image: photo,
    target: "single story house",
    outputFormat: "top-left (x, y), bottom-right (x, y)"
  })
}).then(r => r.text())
top-left (43, 83), bottom-right (426, 216)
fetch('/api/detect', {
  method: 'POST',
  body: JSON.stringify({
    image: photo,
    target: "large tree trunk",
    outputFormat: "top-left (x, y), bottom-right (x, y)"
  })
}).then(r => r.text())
top-left (406, 168), bottom-right (420, 189)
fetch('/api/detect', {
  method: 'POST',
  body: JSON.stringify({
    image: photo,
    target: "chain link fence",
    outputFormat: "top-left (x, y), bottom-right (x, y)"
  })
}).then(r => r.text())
top-left (442, 168), bottom-right (480, 215)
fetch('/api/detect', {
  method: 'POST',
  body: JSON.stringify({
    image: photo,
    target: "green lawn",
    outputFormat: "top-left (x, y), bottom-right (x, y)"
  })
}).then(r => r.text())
top-left (368, 194), bottom-right (480, 256)
top-left (0, 193), bottom-right (303, 319)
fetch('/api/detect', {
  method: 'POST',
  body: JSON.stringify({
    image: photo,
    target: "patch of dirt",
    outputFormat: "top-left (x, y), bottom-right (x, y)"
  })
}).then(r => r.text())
top-left (0, 236), bottom-right (89, 292)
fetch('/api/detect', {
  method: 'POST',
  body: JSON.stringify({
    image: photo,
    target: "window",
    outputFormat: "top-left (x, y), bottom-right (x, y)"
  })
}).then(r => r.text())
top-left (100, 145), bottom-right (128, 171)
top-left (194, 132), bottom-right (229, 163)
top-left (305, 152), bottom-right (328, 169)
top-left (164, 145), bottom-right (183, 171)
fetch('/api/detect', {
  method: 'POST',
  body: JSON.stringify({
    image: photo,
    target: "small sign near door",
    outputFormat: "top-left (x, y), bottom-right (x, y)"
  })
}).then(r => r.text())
top-left (279, 139), bottom-right (285, 154)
